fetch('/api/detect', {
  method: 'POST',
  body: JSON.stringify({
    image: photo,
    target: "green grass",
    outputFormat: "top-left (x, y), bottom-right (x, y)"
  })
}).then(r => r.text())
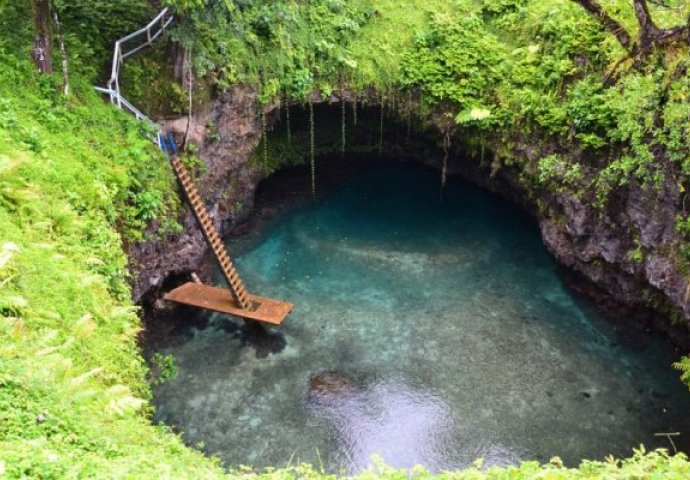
top-left (345, 0), bottom-right (456, 90)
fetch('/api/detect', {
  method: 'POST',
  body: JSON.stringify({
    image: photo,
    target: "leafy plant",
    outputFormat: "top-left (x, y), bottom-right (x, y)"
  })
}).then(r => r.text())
top-left (537, 154), bottom-right (583, 191)
top-left (150, 353), bottom-right (179, 386)
top-left (674, 357), bottom-right (690, 391)
top-left (3, 0), bottom-right (690, 477)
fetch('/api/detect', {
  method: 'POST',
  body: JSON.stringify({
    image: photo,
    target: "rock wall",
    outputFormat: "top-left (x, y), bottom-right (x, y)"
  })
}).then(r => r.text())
top-left (445, 140), bottom-right (690, 344)
top-left (128, 86), bottom-right (264, 300)
top-left (129, 91), bottom-right (689, 344)
top-left (537, 169), bottom-right (689, 342)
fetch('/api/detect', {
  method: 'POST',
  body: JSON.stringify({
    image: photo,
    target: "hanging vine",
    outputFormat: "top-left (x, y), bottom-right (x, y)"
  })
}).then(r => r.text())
top-left (309, 100), bottom-right (316, 198)
top-left (407, 90), bottom-right (412, 140)
top-left (379, 95), bottom-right (385, 158)
top-left (441, 127), bottom-right (451, 199)
top-left (480, 135), bottom-right (486, 165)
top-left (352, 96), bottom-right (358, 126)
top-left (261, 107), bottom-right (268, 170)
top-left (341, 97), bottom-right (346, 158)
top-left (285, 93), bottom-right (292, 145)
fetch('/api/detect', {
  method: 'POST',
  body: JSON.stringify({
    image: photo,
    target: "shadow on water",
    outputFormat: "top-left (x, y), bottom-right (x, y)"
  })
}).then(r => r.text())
top-left (150, 161), bottom-right (690, 473)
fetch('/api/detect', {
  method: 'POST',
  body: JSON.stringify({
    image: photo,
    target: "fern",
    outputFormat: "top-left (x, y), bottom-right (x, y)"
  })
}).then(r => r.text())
top-left (673, 357), bottom-right (690, 390)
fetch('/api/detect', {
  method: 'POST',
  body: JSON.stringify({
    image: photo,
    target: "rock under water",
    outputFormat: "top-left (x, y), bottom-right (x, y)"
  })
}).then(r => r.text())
top-left (308, 371), bottom-right (360, 406)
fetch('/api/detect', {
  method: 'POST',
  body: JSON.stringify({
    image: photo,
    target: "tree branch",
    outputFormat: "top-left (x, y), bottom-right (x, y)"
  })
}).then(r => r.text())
top-left (633, 0), bottom-right (688, 53)
top-left (572, 0), bottom-right (689, 68)
top-left (183, 48), bottom-right (193, 151)
top-left (571, 0), bottom-right (632, 49)
top-left (653, 25), bottom-right (688, 44)
top-left (52, 4), bottom-right (69, 96)
top-left (633, 0), bottom-right (660, 40)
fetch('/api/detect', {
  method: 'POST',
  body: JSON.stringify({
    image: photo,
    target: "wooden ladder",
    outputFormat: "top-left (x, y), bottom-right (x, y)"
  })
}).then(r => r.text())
top-left (169, 155), bottom-right (251, 310)
top-left (95, 6), bottom-right (293, 324)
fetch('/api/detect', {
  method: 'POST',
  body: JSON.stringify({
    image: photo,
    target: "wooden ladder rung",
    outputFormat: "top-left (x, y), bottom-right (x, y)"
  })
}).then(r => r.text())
top-left (227, 272), bottom-right (239, 282)
top-left (169, 154), bottom-right (260, 314)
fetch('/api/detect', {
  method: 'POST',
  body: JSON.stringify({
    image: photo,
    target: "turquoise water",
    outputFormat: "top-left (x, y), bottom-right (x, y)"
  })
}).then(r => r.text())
top-left (152, 163), bottom-right (690, 473)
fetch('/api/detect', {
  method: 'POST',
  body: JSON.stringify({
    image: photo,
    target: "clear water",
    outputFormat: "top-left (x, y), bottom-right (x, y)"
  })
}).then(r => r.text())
top-left (152, 163), bottom-right (690, 473)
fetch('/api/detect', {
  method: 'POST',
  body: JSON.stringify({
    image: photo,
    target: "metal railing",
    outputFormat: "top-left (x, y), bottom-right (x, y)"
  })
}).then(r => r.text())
top-left (103, 7), bottom-right (174, 109)
top-left (94, 86), bottom-right (151, 124)
top-left (94, 86), bottom-right (162, 146)
top-left (94, 8), bottom-right (174, 147)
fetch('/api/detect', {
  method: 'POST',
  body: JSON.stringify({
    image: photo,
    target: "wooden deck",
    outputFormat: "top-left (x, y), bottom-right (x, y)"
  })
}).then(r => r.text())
top-left (164, 282), bottom-right (293, 325)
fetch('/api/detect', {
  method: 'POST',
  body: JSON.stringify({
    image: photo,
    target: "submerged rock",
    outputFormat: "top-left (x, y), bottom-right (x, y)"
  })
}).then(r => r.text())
top-left (308, 371), bottom-right (359, 406)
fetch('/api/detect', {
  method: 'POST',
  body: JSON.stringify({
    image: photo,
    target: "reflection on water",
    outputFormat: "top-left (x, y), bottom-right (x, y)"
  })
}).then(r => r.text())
top-left (151, 163), bottom-right (690, 473)
top-left (312, 380), bottom-right (455, 473)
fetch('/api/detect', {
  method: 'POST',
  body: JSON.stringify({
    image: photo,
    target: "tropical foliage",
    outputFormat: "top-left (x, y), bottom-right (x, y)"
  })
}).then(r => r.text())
top-left (2, 0), bottom-right (690, 477)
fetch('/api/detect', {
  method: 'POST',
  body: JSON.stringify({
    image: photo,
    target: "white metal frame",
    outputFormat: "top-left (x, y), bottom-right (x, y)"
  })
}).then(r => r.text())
top-left (105, 7), bottom-right (173, 106)
top-left (95, 8), bottom-right (174, 146)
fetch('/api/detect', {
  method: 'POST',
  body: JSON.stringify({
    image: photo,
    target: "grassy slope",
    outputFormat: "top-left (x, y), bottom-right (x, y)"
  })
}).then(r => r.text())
top-left (2, 0), bottom-right (690, 478)
top-left (0, 16), bottom-right (220, 478)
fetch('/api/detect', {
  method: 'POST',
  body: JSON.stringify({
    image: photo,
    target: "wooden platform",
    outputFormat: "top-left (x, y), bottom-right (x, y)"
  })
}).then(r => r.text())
top-left (164, 282), bottom-right (293, 325)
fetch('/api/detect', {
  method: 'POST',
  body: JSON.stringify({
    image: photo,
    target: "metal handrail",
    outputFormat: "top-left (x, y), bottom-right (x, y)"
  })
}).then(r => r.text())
top-left (95, 8), bottom-right (174, 148)
top-left (94, 87), bottom-right (162, 147)
top-left (94, 87), bottom-right (152, 124)
top-left (105, 7), bottom-right (174, 107)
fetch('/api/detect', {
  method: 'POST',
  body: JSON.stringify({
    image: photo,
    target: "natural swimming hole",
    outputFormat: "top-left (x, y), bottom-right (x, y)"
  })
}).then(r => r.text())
top-left (151, 162), bottom-right (690, 473)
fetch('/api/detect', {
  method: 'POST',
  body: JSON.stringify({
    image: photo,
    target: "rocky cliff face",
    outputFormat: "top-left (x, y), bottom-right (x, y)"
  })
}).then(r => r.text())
top-left (129, 92), bottom-right (689, 344)
top-left (446, 140), bottom-right (690, 344)
top-left (128, 86), bottom-right (263, 300)
top-left (537, 169), bottom-right (689, 343)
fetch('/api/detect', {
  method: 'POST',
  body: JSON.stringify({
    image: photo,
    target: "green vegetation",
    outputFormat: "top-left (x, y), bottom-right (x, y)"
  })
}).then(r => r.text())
top-left (392, 1), bottom-right (690, 205)
top-left (165, 0), bottom-right (374, 102)
top-left (168, 0), bottom-right (690, 208)
top-left (0, 3), bottom-right (219, 477)
top-left (150, 353), bottom-right (179, 386)
top-left (3, 0), bottom-right (690, 477)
